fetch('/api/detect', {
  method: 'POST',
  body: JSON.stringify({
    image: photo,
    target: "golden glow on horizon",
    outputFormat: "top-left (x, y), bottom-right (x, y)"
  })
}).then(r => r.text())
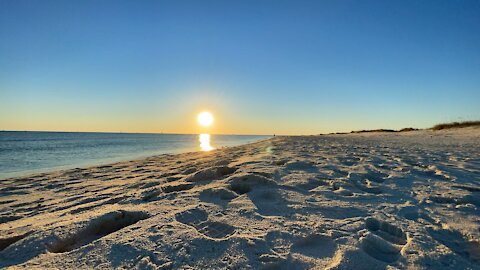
top-left (197, 111), bottom-right (214, 127)
top-left (199, 133), bottom-right (214, 151)
top-left (1, 106), bottom-right (372, 135)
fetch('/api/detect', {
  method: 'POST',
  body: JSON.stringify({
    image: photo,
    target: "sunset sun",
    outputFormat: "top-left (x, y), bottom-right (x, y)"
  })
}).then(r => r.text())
top-left (197, 112), bottom-right (214, 127)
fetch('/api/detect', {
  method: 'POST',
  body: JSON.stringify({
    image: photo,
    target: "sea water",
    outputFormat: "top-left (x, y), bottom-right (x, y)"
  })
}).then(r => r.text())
top-left (0, 131), bottom-right (270, 179)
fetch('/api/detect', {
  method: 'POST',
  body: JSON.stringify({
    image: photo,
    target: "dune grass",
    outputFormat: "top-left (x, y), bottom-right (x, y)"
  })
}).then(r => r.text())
top-left (349, 128), bottom-right (418, 133)
top-left (350, 129), bottom-right (397, 133)
top-left (327, 121), bottom-right (479, 135)
top-left (431, 121), bottom-right (480, 130)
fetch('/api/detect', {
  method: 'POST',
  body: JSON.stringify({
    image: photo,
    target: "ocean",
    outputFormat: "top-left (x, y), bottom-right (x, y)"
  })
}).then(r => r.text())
top-left (0, 131), bottom-right (270, 179)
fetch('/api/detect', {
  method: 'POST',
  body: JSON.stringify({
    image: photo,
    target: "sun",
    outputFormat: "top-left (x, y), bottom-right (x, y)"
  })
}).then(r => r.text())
top-left (197, 111), bottom-right (214, 127)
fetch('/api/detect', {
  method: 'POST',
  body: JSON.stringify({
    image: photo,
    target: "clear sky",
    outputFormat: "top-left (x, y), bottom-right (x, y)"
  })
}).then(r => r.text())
top-left (1, 0), bottom-right (479, 135)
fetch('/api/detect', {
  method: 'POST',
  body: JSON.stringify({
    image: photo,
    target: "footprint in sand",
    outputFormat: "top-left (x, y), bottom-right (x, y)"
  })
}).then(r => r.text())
top-left (47, 210), bottom-right (149, 253)
top-left (365, 170), bottom-right (389, 184)
top-left (185, 166), bottom-right (237, 182)
top-left (0, 230), bottom-right (33, 251)
top-left (141, 182), bottom-right (194, 202)
top-left (427, 227), bottom-right (480, 263)
top-left (428, 194), bottom-right (480, 207)
top-left (291, 234), bottom-right (337, 259)
top-left (360, 217), bottom-right (407, 263)
top-left (353, 178), bottom-right (383, 194)
top-left (227, 173), bottom-right (276, 195)
top-left (199, 187), bottom-right (238, 204)
top-left (175, 208), bottom-right (236, 239)
top-left (397, 205), bottom-right (436, 224)
top-left (337, 156), bottom-right (360, 166)
top-left (284, 160), bottom-right (318, 172)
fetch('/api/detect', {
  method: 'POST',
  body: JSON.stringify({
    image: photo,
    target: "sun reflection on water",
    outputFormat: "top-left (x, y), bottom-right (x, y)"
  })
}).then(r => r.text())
top-left (199, 134), bottom-right (214, 151)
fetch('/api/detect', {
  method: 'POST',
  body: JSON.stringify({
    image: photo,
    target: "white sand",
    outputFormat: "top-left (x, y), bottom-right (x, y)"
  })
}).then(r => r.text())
top-left (1, 128), bottom-right (479, 269)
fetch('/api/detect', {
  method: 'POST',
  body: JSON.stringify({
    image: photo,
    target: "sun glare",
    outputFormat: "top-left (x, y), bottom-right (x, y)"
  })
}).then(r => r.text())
top-left (197, 112), bottom-right (214, 127)
top-left (199, 133), bottom-right (214, 151)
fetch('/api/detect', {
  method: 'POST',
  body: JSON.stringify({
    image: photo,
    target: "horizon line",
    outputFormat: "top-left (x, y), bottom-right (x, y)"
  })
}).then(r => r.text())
top-left (0, 129), bottom-right (277, 137)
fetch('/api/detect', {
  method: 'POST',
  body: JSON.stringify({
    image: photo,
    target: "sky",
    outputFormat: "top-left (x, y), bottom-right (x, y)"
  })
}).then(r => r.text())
top-left (1, 0), bottom-right (479, 135)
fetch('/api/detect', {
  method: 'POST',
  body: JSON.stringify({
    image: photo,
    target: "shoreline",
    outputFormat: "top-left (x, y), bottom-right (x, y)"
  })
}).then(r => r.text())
top-left (0, 136), bottom-right (275, 181)
top-left (0, 134), bottom-right (272, 180)
top-left (1, 129), bottom-right (479, 269)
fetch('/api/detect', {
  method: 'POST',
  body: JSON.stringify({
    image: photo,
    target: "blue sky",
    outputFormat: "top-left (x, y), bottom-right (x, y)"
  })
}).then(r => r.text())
top-left (1, 0), bottom-right (479, 134)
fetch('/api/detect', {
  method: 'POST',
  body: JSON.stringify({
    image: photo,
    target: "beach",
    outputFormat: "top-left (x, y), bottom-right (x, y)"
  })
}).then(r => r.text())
top-left (1, 127), bottom-right (479, 269)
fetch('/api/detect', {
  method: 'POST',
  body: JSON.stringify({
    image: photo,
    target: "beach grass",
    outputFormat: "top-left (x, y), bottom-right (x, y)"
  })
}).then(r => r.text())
top-left (431, 121), bottom-right (480, 130)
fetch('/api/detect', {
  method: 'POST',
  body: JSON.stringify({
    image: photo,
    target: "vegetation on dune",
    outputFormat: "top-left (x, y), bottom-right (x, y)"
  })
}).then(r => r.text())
top-left (431, 121), bottom-right (480, 130)
top-left (329, 128), bottom-right (417, 135)
top-left (327, 121), bottom-right (479, 135)
top-left (350, 129), bottom-right (397, 133)
top-left (348, 128), bottom-right (418, 133)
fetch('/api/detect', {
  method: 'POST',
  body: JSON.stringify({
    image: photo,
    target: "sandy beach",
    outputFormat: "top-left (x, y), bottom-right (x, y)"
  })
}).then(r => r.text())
top-left (1, 128), bottom-right (479, 269)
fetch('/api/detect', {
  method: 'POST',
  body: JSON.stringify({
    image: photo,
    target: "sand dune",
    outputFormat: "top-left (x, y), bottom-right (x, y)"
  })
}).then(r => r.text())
top-left (1, 128), bottom-right (479, 269)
